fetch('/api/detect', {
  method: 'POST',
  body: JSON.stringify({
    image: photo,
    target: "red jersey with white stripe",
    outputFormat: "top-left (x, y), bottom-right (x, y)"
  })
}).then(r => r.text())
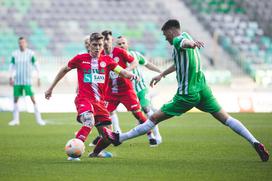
top-left (68, 53), bottom-right (118, 102)
top-left (102, 47), bottom-right (134, 96)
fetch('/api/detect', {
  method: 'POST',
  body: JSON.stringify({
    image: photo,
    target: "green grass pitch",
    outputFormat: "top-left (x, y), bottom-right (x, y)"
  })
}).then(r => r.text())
top-left (0, 112), bottom-right (271, 180)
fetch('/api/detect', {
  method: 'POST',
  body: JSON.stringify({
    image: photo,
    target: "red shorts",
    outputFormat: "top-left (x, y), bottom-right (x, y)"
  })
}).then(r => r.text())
top-left (105, 90), bottom-right (141, 112)
top-left (75, 96), bottom-right (111, 126)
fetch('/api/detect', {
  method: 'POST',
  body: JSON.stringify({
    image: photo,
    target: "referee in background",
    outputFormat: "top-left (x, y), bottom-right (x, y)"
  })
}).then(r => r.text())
top-left (9, 37), bottom-right (46, 126)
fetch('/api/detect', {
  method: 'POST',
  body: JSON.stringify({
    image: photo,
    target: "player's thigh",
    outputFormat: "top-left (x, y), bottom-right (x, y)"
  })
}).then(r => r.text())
top-left (24, 85), bottom-right (34, 96)
top-left (74, 97), bottom-right (94, 118)
top-left (13, 85), bottom-right (23, 97)
top-left (196, 86), bottom-right (221, 113)
top-left (150, 110), bottom-right (173, 124)
top-left (93, 102), bottom-right (112, 127)
top-left (137, 89), bottom-right (151, 108)
top-left (121, 90), bottom-right (141, 111)
top-left (105, 99), bottom-right (119, 113)
top-left (161, 93), bottom-right (198, 116)
top-left (94, 104), bottom-right (112, 139)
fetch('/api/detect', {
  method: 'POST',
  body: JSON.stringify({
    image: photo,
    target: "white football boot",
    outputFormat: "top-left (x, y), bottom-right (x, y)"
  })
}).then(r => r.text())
top-left (8, 120), bottom-right (20, 126)
top-left (37, 119), bottom-right (46, 126)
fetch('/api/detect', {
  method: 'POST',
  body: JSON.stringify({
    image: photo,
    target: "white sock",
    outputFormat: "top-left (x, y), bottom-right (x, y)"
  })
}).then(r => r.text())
top-left (119, 119), bottom-right (155, 142)
top-left (111, 112), bottom-right (122, 133)
top-left (153, 125), bottom-right (161, 139)
top-left (146, 110), bottom-right (161, 140)
top-left (34, 104), bottom-right (42, 122)
top-left (225, 117), bottom-right (258, 144)
top-left (13, 103), bottom-right (19, 121)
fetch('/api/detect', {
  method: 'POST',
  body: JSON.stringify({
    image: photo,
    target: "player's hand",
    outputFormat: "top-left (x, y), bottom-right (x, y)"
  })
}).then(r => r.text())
top-left (37, 78), bottom-right (41, 87)
top-left (193, 41), bottom-right (204, 49)
top-left (130, 74), bottom-right (140, 82)
top-left (45, 89), bottom-right (53, 100)
top-left (150, 74), bottom-right (163, 87)
top-left (9, 77), bottom-right (14, 86)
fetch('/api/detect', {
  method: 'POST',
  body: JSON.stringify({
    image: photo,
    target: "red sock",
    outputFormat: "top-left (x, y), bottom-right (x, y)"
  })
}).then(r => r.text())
top-left (76, 126), bottom-right (92, 142)
top-left (93, 137), bottom-right (111, 155)
top-left (133, 111), bottom-right (147, 124)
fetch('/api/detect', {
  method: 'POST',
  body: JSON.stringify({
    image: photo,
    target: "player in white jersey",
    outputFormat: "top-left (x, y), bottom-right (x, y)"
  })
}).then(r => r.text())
top-left (8, 37), bottom-right (46, 126)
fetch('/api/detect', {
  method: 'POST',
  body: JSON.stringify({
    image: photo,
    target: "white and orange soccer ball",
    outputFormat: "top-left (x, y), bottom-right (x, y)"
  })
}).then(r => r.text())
top-left (65, 138), bottom-right (85, 158)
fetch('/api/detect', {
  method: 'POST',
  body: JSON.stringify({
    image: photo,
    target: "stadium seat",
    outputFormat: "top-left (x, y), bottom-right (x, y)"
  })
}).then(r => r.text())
top-left (183, 0), bottom-right (272, 83)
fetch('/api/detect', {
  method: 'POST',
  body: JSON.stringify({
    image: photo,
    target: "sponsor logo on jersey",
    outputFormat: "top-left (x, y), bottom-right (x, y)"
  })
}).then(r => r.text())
top-left (84, 73), bottom-right (105, 83)
top-left (82, 61), bottom-right (90, 64)
top-left (84, 69), bottom-right (99, 74)
top-left (92, 73), bottom-right (105, 83)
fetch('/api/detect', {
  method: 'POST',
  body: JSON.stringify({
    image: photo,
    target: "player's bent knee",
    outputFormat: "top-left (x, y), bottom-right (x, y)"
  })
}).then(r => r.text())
top-left (150, 110), bottom-right (171, 124)
top-left (142, 107), bottom-right (150, 114)
top-left (80, 111), bottom-right (95, 127)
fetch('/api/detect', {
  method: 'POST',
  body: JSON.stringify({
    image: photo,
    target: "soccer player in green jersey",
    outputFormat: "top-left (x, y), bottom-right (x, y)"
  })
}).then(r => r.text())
top-left (114, 36), bottom-right (162, 143)
top-left (103, 19), bottom-right (269, 162)
top-left (9, 37), bottom-right (46, 126)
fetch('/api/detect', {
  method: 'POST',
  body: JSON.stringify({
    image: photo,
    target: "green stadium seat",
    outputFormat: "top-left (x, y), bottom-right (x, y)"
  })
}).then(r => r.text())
top-left (63, 43), bottom-right (85, 56)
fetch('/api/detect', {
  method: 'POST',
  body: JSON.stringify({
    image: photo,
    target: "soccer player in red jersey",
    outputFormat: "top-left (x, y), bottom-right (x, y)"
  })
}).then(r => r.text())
top-left (101, 30), bottom-right (157, 146)
top-left (45, 33), bottom-right (139, 160)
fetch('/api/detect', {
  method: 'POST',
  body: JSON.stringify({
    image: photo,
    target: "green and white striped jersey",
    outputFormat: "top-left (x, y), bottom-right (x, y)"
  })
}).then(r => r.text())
top-left (11, 49), bottom-right (36, 85)
top-left (129, 50), bottom-right (147, 93)
top-left (172, 32), bottom-right (206, 95)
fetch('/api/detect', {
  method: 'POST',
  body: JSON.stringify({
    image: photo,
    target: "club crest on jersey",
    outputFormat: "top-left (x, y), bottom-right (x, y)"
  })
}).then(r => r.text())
top-left (114, 57), bottom-right (119, 63)
top-left (100, 61), bottom-right (106, 68)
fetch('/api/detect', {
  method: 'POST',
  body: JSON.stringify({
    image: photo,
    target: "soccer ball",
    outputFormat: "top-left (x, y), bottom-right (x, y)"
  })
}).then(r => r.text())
top-left (65, 138), bottom-right (85, 158)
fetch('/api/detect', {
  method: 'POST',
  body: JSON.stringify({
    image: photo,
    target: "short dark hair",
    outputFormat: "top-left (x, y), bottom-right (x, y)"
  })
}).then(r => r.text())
top-left (101, 30), bottom-right (112, 38)
top-left (18, 37), bottom-right (25, 41)
top-left (161, 19), bottom-right (180, 31)
top-left (89, 32), bottom-right (104, 42)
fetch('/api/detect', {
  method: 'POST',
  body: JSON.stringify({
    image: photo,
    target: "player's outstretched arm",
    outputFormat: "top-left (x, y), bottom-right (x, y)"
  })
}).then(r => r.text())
top-left (45, 65), bottom-right (72, 100)
top-left (150, 64), bottom-right (175, 87)
top-left (181, 39), bottom-right (204, 49)
top-left (145, 62), bottom-right (161, 74)
top-left (113, 65), bottom-right (139, 81)
top-left (126, 59), bottom-right (138, 71)
top-left (119, 69), bottom-right (139, 81)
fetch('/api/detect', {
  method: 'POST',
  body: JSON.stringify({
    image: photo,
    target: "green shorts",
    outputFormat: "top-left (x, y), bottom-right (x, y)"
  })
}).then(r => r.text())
top-left (137, 88), bottom-right (151, 108)
top-left (161, 86), bottom-right (221, 116)
top-left (14, 85), bottom-right (34, 97)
